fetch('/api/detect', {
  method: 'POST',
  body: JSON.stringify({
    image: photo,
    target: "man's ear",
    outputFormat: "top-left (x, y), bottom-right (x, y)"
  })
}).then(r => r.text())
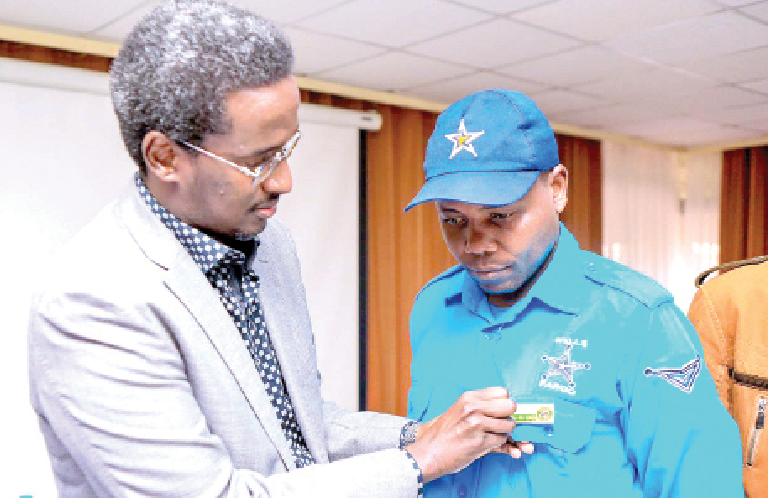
top-left (550, 164), bottom-right (568, 214)
top-left (142, 131), bottom-right (182, 182)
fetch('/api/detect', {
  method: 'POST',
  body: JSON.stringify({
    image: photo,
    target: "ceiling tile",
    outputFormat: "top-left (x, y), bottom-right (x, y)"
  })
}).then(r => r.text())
top-left (89, 0), bottom-right (162, 41)
top-left (283, 27), bottom-right (384, 74)
top-left (0, 0), bottom-right (149, 36)
top-left (407, 18), bottom-right (582, 69)
top-left (316, 52), bottom-right (472, 92)
top-left (498, 45), bottom-right (655, 87)
top-left (551, 103), bottom-right (671, 128)
top-left (91, 0), bottom-right (353, 42)
top-left (679, 46), bottom-right (768, 84)
top-left (694, 102), bottom-right (768, 125)
top-left (605, 117), bottom-right (745, 147)
top-left (739, 1), bottom-right (768, 21)
top-left (528, 89), bottom-right (607, 115)
top-left (739, 78), bottom-right (768, 94)
top-left (228, 0), bottom-right (350, 24)
top-left (449, 0), bottom-right (553, 15)
top-left (511, 0), bottom-right (720, 42)
top-left (574, 66), bottom-right (717, 103)
top-left (714, 0), bottom-right (761, 6)
top-left (742, 118), bottom-right (768, 133)
top-left (294, 0), bottom-right (491, 47)
top-left (606, 11), bottom-right (768, 65)
top-left (609, 116), bottom-right (717, 134)
top-left (651, 85), bottom-right (768, 115)
top-left (648, 126), bottom-right (766, 147)
top-left (408, 71), bottom-right (547, 105)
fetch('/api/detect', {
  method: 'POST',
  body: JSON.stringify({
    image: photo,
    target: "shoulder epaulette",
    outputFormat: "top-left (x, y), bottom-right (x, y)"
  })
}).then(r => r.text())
top-left (583, 252), bottom-right (673, 309)
top-left (414, 265), bottom-right (463, 302)
top-left (694, 255), bottom-right (768, 288)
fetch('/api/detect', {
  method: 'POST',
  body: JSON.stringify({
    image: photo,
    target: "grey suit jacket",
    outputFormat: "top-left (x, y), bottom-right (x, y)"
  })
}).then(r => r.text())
top-left (28, 182), bottom-right (419, 497)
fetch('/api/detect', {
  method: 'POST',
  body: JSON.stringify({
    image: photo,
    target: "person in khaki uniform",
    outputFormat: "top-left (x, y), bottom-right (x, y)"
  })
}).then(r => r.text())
top-left (688, 256), bottom-right (768, 498)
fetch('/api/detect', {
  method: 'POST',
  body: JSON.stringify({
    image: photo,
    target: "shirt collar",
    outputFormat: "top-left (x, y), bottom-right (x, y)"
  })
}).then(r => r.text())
top-left (134, 173), bottom-right (254, 274)
top-left (449, 223), bottom-right (591, 317)
top-left (528, 223), bottom-right (591, 314)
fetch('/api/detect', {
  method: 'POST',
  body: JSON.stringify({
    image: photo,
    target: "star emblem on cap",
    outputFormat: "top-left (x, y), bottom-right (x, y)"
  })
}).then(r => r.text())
top-left (445, 119), bottom-right (485, 159)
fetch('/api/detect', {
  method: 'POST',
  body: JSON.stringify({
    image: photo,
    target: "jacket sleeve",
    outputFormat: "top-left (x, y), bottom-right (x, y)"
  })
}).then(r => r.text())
top-left (687, 286), bottom-right (733, 411)
top-left (623, 303), bottom-right (743, 497)
top-left (321, 401), bottom-right (410, 461)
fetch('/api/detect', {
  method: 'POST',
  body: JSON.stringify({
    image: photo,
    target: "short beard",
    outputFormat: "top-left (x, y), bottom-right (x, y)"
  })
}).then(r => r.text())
top-left (233, 230), bottom-right (259, 242)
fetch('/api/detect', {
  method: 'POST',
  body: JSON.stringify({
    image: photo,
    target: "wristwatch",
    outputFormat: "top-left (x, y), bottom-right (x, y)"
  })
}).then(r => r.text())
top-left (400, 420), bottom-right (420, 448)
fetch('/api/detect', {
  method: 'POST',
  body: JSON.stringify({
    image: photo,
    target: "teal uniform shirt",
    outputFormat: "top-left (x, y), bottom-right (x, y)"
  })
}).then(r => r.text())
top-left (408, 224), bottom-right (743, 497)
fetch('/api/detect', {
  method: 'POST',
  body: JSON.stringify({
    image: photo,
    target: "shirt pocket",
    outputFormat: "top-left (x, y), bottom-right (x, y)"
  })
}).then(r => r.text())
top-left (512, 398), bottom-right (597, 453)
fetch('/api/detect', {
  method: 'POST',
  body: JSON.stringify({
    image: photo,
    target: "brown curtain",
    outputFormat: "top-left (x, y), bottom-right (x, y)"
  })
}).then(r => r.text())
top-left (557, 134), bottom-right (602, 254)
top-left (720, 147), bottom-right (768, 264)
top-left (1, 42), bottom-right (602, 417)
top-left (364, 105), bottom-right (456, 415)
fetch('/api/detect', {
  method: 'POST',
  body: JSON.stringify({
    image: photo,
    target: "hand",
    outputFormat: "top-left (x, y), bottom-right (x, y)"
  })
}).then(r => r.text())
top-left (405, 387), bottom-right (532, 482)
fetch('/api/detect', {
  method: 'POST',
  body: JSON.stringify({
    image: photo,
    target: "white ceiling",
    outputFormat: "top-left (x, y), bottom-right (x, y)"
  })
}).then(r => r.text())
top-left (3, 0), bottom-right (768, 148)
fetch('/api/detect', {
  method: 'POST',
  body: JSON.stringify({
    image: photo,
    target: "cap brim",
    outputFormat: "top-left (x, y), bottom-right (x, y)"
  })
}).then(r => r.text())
top-left (405, 170), bottom-right (540, 212)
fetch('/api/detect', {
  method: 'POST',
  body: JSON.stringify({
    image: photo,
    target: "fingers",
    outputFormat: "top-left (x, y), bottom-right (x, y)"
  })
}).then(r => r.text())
top-left (517, 441), bottom-right (535, 454)
top-left (456, 391), bottom-right (517, 419)
top-left (491, 442), bottom-right (523, 458)
top-left (481, 414), bottom-right (516, 435)
top-left (471, 386), bottom-right (511, 400)
top-left (491, 439), bottom-right (535, 458)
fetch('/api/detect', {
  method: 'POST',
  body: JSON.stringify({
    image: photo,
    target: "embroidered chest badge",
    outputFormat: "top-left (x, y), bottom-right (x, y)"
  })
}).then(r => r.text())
top-left (445, 119), bottom-right (485, 159)
top-left (540, 337), bottom-right (591, 396)
top-left (644, 356), bottom-right (701, 393)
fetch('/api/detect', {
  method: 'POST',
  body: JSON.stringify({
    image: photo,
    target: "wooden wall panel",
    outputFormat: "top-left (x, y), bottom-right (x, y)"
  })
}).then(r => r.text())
top-left (746, 147), bottom-right (767, 258)
top-left (557, 134), bottom-right (603, 254)
top-left (721, 149), bottom-right (753, 264)
top-left (0, 41), bottom-right (111, 72)
top-left (364, 105), bottom-right (453, 415)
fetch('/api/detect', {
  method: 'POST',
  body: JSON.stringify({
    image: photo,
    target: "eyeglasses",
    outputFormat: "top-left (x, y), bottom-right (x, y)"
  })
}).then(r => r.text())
top-left (181, 129), bottom-right (301, 186)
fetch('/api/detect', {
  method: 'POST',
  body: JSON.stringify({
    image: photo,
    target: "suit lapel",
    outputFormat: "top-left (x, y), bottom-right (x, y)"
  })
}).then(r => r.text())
top-left (253, 222), bottom-right (327, 463)
top-left (117, 184), bottom-right (295, 469)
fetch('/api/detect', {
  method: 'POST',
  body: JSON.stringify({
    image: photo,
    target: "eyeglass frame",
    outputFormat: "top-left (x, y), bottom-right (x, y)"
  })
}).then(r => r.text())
top-left (179, 129), bottom-right (301, 186)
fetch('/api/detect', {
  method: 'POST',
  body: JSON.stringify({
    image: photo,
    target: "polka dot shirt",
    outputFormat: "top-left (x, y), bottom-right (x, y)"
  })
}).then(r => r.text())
top-left (136, 174), bottom-right (315, 469)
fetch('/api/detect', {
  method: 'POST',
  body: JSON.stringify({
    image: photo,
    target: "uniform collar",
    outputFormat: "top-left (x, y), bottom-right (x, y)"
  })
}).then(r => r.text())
top-left (530, 223), bottom-right (592, 314)
top-left (449, 223), bottom-right (592, 317)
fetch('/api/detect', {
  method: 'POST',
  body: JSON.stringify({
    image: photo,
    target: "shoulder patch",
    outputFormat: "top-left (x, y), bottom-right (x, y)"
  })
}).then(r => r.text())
top-left (414, 265), bottom-right (463, 302)
top-left (583, 252), bottom-right (673, 309)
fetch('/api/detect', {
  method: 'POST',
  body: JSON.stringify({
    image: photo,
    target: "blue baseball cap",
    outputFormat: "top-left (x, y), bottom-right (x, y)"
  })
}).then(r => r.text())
top-left (405, 89), bottom-right (560, 211)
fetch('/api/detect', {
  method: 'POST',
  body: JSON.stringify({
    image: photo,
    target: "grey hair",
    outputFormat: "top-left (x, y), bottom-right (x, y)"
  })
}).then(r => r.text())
top-left (110, 0), bottom-right (294, 173)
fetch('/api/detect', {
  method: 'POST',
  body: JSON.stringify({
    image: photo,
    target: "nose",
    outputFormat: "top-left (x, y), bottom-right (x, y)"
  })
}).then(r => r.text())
top-left (262, 158), bottom-right (293, 194)
top-left (465, 221), bottom-right (495, 255)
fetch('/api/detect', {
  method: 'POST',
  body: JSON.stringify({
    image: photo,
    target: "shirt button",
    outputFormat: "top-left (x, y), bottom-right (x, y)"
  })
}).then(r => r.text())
top-left (457, 484), bottom-right (468, 497)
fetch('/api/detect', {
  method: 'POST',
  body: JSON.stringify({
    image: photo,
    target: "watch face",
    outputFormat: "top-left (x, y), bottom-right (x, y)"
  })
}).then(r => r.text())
top-left (401, 421), bottom-right (419, 447)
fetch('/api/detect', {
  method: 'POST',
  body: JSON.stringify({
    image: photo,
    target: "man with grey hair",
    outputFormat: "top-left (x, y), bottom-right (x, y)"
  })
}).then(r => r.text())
top-left (27, 1), bottom-right (525, 496)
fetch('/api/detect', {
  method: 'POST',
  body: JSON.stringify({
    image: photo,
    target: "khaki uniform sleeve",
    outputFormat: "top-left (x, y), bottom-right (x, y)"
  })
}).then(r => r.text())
top-left (688, 286), bottom-right (733, 412)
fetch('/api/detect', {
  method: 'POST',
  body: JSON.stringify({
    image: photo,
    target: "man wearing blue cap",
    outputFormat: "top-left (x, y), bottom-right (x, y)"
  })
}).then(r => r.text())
top-left (405, 89), bottom-right (744, 497)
